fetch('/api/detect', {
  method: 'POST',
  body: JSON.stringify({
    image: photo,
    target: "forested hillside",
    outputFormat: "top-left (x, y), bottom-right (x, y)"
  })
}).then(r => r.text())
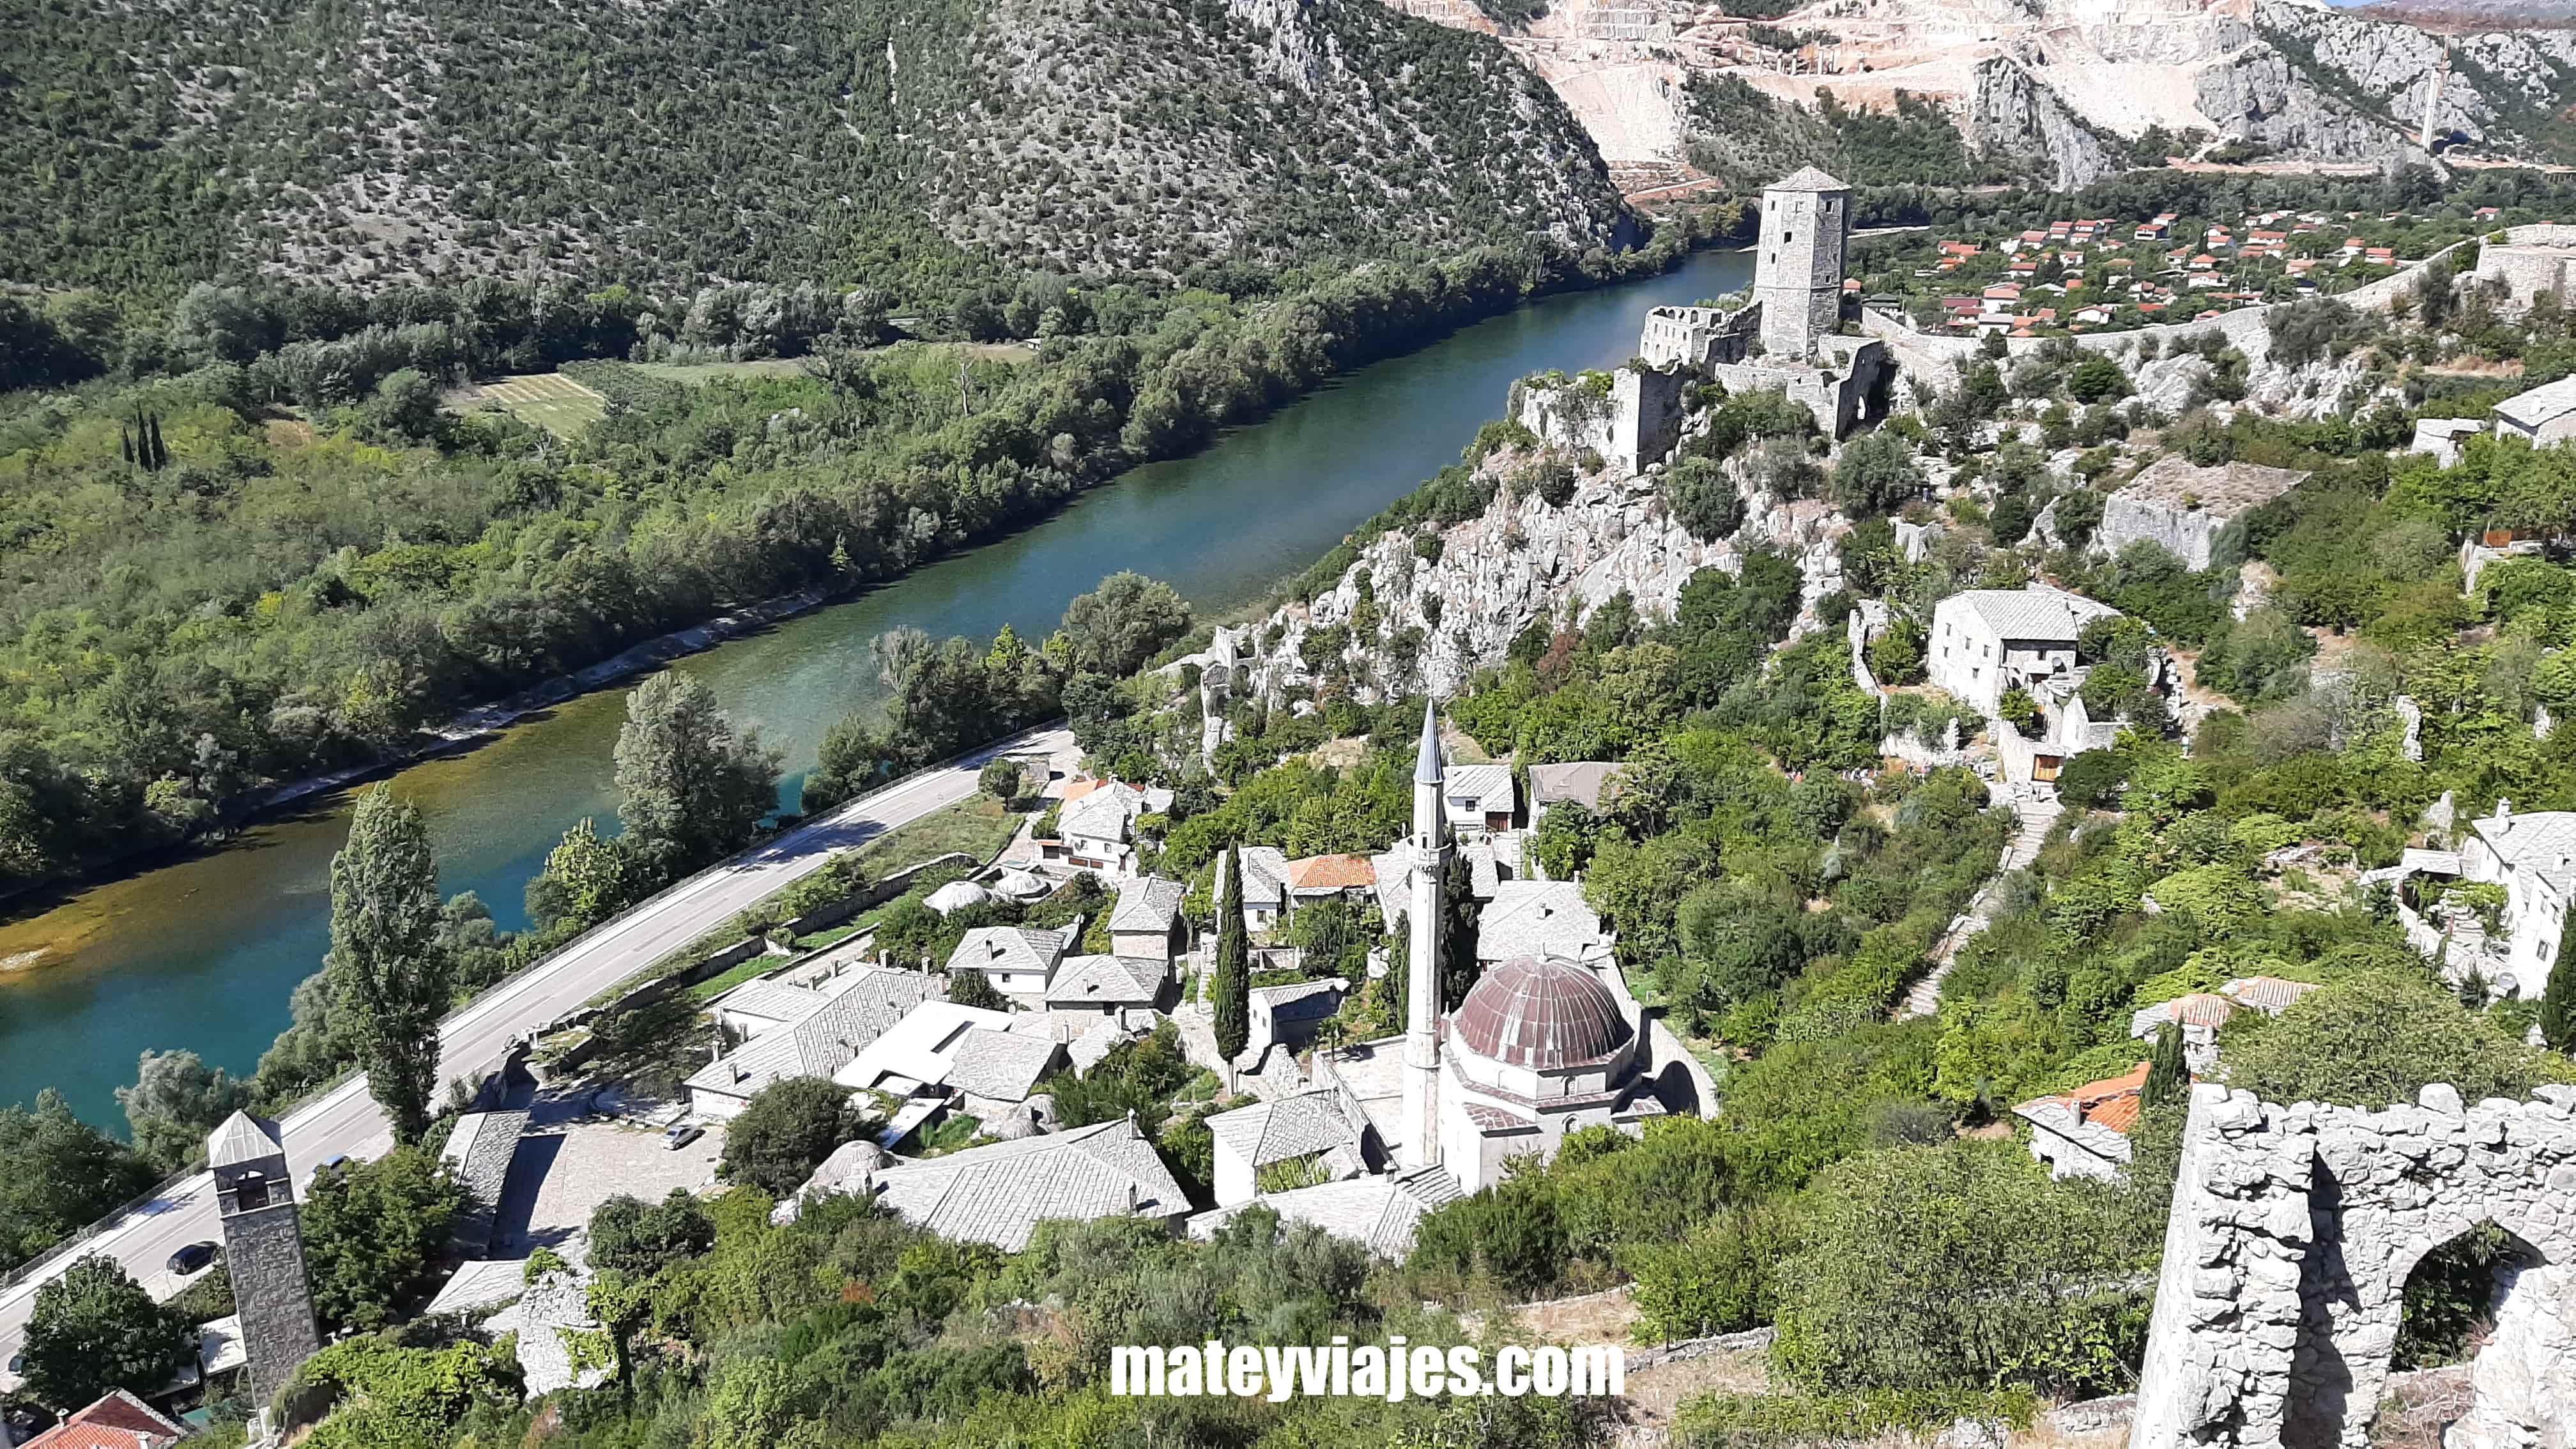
top-left (0, 0), bottom-right (1629, 300)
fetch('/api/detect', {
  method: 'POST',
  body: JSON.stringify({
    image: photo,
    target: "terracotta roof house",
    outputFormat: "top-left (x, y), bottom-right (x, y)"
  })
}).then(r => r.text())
top-left (2128, 992), bottom-right (2238, 1072)
top-left (20, 1392), bottom-right (187, 1449)
top-left (2015, 1062), bottom-right (2150, 1181)
top-left (1284, 853), bottom-right (1378, 901)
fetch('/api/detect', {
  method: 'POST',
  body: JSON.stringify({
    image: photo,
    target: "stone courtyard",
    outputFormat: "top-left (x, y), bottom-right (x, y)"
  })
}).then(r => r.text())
top-left (488, 1086), bottom-right (725, 1254)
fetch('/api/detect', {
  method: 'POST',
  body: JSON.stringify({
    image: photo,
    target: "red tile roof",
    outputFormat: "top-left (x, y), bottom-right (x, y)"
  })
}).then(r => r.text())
top-left (1284, 854), bottom-right (1377, 891)
top-left (2049, 1061), bottom-right (2152, 1137)
top-left (21, 1392), bottom-right (186, 1449)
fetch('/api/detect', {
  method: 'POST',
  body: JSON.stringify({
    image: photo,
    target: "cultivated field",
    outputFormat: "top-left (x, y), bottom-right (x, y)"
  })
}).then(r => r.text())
top-left (454, 371), bottom-right (607, 437)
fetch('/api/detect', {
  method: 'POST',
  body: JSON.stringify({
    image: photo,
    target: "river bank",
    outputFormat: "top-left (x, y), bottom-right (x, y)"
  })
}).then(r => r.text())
top-left (0, 243), bottom-right (1759, 1126)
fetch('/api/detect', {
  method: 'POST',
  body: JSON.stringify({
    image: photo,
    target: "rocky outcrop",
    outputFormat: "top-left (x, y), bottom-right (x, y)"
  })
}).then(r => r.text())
top-left (1227, 450), bottom-right (1853, 705)
top-left (1967, 57), bottom-right (2129, 191)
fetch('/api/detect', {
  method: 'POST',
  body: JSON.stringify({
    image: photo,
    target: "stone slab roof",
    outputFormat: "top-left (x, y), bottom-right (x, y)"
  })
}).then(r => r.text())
top-left (437, 1108), bottom-right (528, 1257)
top-left (1445, 764), bottom-right (1516, 818)
top-left (709, 977), bottom-right (829, 1026)
top-left (2495, 373), bottom-right (2576, 429)
top-left (946, 925), bottom-right (1078, 980)
top-left (1236, 846), bottom-right (1291, 910)
top-left (1770, 165), bottom-right (1848, 192)
top-left (1108, 875), bottom-right (1186, 933)
top-left (2115, 456), bottom-right (2311, 518)
top-left (2131, 993), bottom-right (2237, 1033)
top-left (1044, 953), bottom-right (1167, 1009)
top-left (1060, 782), bottom-right (1147, 842)
top-left (424, 1257), bottom-right (533, 1317)
top-left (206, 1110), bottom-right (284, 1169)
top-left (1184, 1165), bottom-right (1462, 1259)
top-left (1528, 762), bottom-right (1624, 813)
top-left (868, 1117), bottom-right (1188, 1251)
top-left (1208, 1089), bottom-right (1367, 1169)
top-left (1944, 583), bottom-right (2121, 644)
top-left (1475, 880), bottom-right (1611, 963)
top-left (2220, 976), bottom-right (2320, 1015)
top-left (2471, 808), bottom-right (2576, 885)
top-left (944, 1027), bottom-right (1061, 1103)
top-left (688, 972), bottom-right (932, 1102)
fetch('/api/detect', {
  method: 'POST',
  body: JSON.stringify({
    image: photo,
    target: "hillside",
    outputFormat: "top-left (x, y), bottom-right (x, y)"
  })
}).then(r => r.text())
top-left (1392, 0), bottom-right (2576, 194)
top-left (0, 0), bottom-right (1632, 298)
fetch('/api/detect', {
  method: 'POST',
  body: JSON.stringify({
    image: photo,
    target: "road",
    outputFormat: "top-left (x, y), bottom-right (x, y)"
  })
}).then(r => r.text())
top-left (0, 723), bottom-right (1071, 1388)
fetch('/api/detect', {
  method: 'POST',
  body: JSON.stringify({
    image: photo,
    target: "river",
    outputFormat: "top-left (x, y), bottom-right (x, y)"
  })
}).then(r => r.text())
top-left (0, 247), bottom-right (1755, 1126)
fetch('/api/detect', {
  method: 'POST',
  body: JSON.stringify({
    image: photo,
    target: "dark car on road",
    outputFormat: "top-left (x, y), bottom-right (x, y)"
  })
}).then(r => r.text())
top-left (167, 1241), bottom-right (219, 1275)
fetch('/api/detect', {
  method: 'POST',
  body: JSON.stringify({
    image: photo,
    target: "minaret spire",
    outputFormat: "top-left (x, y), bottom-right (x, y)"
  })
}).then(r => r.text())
top-left (1402, 698), bottom-right (1448, 1170)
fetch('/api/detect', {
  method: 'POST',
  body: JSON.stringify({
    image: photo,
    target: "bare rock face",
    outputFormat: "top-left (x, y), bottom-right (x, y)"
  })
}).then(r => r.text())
top-left (2192, 46), bottom-right (2426, 160)
top-left (1230, 450), bottom-right (1852, 705)
top-left (1967, 57), bottom-right (2128, 192)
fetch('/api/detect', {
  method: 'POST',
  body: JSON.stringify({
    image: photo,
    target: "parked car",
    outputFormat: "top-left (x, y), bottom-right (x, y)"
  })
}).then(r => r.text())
top-left (314, 1153), bottom-right (351, 1177)
top-left (167, 1241), bottom-right (220, 1275)
top-left (661, 1124), bottom-right (703, 1151)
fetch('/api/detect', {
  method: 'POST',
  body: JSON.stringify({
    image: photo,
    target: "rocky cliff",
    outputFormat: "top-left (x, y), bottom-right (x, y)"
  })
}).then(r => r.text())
top-left (1966, 58), bottom-right (2132, 190)
top-left (1224, 443), bottom-right (1853, 707)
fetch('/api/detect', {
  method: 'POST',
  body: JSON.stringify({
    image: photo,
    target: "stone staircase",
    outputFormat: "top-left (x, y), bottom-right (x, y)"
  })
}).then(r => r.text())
top-left (1897, 798), bottom-right (2062, 1020)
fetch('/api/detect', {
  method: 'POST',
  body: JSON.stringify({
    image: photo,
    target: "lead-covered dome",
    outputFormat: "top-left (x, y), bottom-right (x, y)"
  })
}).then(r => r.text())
top-left (1451, 955), bottom-right (1632, 1070)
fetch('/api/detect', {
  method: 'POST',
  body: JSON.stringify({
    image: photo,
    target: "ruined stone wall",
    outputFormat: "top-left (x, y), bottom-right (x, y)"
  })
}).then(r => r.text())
top-left (1517, 366), bottom-right (1685, 474)
top-left (2132, 1082), bottom-right (2576, 1449)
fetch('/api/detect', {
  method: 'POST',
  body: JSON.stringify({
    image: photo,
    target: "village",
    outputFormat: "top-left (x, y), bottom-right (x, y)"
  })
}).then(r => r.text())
top-left (11, 167), bottom-right (2576, 1449)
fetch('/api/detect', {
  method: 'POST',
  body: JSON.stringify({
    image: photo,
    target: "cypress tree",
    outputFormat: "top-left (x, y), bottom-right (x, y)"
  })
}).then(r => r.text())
top-left (326, 786), bottom-right (452, 1142)
top-left (2540, 927), bottom-right (2576, 1053)
top-left (2142, 1021), bottom-right (2188, 1106)
top-left (146, 413), bottom-right (167, 471)
top-left (1211, 846), bottom-right (1250, 1063)
top-left (119, 427), bottom-right (134, 466)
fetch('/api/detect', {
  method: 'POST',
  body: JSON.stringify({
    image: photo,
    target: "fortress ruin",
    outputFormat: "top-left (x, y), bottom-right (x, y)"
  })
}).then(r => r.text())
top-left (2132, 1082), bottom-right (2576, 1449)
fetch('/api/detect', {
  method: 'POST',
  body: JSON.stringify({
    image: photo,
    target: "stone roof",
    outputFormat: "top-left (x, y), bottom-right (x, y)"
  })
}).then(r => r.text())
top-left (195, 1313), bottom-right (246, 1377)
top-left (436, 1108), bottom-right (528, 1257)
top-left (946, 924), bottom-right (1078, 979)
top-left (924, 880), bottom-right (996, 915)
top-left (1066, 1016), bottom-right (1131, 1076)
top-left (1060, 782), bottom-right (1147, 842)
top-left (1770, 165), bottom-right (1849, 192)
top-left (20, 1390), bottom-right (187, 1449)
top-left (2471, 808), bottom-right (2576, 884)
top-left (1528, 762), bottom-right (1624, 813)
top-left (708, 977), bottom-right (828, 1025)
top-left (1462, 1100), bottom-right (1540, 1131)
top-left (944, 1027), bottom-right (1061, 1103)
top-left (1941, 583), bottom-right (2121, 644)
top-left (423, 1257), bottom-right (533, 1318)
top-left (687, 972), bottom-right (931, 1101)
top-left (1285, 854), bottom-right (1377, 893)
top-left (1476, 880), bottom-right (1611, 963)
top-left (2495, 374), bottom-right (2576, 429)
top-left (868, 1117), bottom-right (1188, 1251)
top-left (1445, 763), bottom-right (1516, 818)
top-left (2115, 456), bottom-right (2311, 518)
top-left (1236, 846), bottom-right (1291, 910)
top-left (1108, 875), bottom-right (1186, 933)
top-left (1452, 955), bottom-right (1634, 1071)
top-left (1207, 1089), bottom-right (1367, 1170)
top-left (1250, 977), bottom-right (1344, 1019)
top-left (206, 1110), bottom-right (284, 1169)
top-left (835, 1000), bottom-right (1022, 1094)
top-left (1184, 1165), bottom-right (1462, 1259)
top-left (1043, 953), bottom-right (1167, 1009)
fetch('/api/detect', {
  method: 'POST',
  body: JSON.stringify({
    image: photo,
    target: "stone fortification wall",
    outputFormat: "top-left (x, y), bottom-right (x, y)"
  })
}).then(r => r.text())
top-left (1516, 366), bottom-right (1686, 475)
top-left (2132, 1081), bottom-right (2576, 1449)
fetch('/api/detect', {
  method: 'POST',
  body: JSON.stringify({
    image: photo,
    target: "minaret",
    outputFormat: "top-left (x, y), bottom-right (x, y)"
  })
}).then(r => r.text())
top-left (208, 1111), bottom-right (321, 1411)
top-left (1402, 700), bottom-right (1449, 1170)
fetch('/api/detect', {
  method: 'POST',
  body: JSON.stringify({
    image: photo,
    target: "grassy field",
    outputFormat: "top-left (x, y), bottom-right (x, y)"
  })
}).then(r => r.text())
top-left (859, 794), bottom-right (1020, 877)
top-left (456, 372), bottom-right (607, 437)
top-left (627, 358), bottom-right (813, 385)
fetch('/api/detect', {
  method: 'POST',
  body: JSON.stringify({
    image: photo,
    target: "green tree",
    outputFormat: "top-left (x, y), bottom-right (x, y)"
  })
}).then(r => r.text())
top-left (2227, 971), bottom-right (2572, 1107)
top-left (1212, 846), bottom-right (1251, 1062)
top-left (2142, 1023), bottom-right (2187, 1106)
top-left (301, 1144), bottom-right (464, 1332)
top-left (947, 965), bottom-right (1005, 1011)
top-left (978, 759), bottom-right (1024, 802)
top-left (1828, 431), bottom-right (1924, 515)
top-left (1661, 456), bottom-right (1746, 542)
top-left (524, 816), bottom-right (633, 935)
top-left (614, 671), bottom-right (783, 879)
top-left (17, 1255), bottom-right (193, 1411)
top-left (1054, 572), bottom-right (1192, 680)
top-left (0, 1090), bottom-right (158, 1262)
top-left (116, 1049), bottom-right (253, 1174)
top-left (326, 786), bottom-right (452, 1142)
top-left (724, 1077), bottom-right (868, 1196)
top-left (588, 1189), bottom-right (716, 1277)
top-left (2540, 926), bottom-right (2576, 1053)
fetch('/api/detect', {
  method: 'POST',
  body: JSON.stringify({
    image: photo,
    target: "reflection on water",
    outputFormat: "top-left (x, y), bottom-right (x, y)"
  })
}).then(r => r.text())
top-left (0, 248), bottom-right (1755, 1124)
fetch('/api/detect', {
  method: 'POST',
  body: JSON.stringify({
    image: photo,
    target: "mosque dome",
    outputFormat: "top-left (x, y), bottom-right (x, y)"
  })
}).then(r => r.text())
top-left (1450, 955), bottom-right (1633, 1070)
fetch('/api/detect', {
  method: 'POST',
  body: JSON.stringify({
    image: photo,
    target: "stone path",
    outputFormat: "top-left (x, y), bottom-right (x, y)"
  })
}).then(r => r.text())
top-left (1897, 797), bottom-right (2061, 1020)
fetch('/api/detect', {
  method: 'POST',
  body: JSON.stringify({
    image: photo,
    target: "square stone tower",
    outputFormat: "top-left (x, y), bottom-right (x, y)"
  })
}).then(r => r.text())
top-left (1752, 166), bottom-right (1851, 363)
top-left (208, 1111), bottom-right (321, 1407)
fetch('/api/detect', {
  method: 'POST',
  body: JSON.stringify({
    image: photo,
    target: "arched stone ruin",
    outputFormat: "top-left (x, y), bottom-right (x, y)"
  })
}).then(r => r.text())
top-left (2132, 1082), bottom-right (2576, 1449)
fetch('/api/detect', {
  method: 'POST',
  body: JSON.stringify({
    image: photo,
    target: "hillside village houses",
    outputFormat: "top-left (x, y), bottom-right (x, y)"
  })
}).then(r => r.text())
top-left (1926, 583), bottom-right (2122, 719)
top-left (2391, 802), bottom-right (2576, 1000)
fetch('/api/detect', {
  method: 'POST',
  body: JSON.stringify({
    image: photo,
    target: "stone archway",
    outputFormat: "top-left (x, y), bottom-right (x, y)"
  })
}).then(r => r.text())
top-left (2130, 1082), bottom-right (2576, 1449)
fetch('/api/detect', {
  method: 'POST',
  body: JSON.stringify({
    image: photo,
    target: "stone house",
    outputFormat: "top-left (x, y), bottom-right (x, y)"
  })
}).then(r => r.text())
top-left (1183, 1166), bottom-right (1462, 1259)
top-left (1475, 880), bottom-right (1612, 967)
top-left (2452, 803), bottom-right (2575, 999)
top-left (1442, 764), bottom-right (1517, 834)
top-left (2128, 992), bottom-right (2237, 1074)
top-left (1107, 875), bottom-right (1187, 961)
top-left (835, 999), bottom-right (1057, 1116)
top-left (1206, 1089), bottom-right (1375, 1206)
top-left (1926, 583), bottom-right (2122, 719)
top-left (1042, 953), bottom-right (1172, 1015)
top-left (2013, 1061), bottom-right (2146, 1181)
top-left (1248, 977), bottom-right (1347, 1056)
top-left (2099, 456), bottom-right (2310, 571)
top-left (1526, 762), bottom-right (1623, 825)
top-left (944, 924), bottom-right (1082, 1001)
top-left (1043, 780), bottom-right (1155, 878)
top-left (862, 1117), bottom-right (1190, 1251)
top-left (2412, 415), bottom-right (2489, 468)
top-left (1232, 845), bottom-right (1291, 933)
top-left (684, 973), bottom-right (933, 1121)
top-left (2492, 374), bottom-right (2576, 448)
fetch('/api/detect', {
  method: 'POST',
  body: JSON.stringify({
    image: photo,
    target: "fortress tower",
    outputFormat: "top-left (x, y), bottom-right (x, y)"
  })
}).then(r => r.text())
top-left (1752, 166), bottom-right (1851, 363)
top-left (208, 1111), bottom-right (322, 1408)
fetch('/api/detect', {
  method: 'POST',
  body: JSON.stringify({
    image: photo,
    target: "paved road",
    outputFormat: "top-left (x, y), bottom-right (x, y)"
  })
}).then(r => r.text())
top-left (0, 724), bottom-right (1071, 1388)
